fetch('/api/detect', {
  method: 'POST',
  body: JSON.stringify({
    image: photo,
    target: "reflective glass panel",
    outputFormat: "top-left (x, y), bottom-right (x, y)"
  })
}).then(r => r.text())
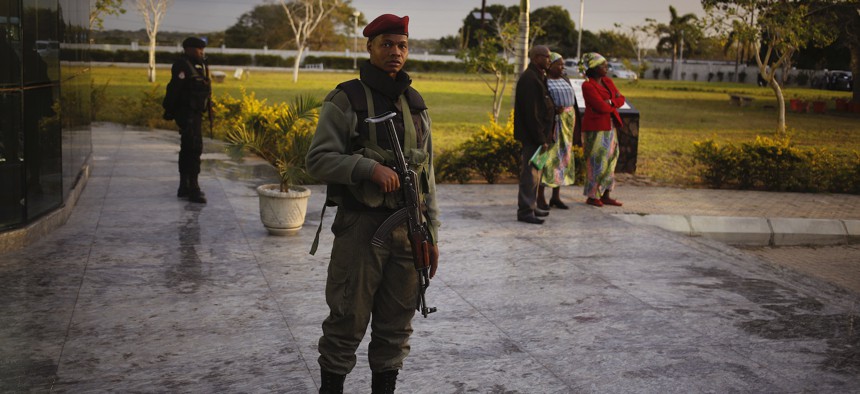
top-left (0, 91), bottom-right (24, 228)
top-left (24, 85), bottom-right (62, 219)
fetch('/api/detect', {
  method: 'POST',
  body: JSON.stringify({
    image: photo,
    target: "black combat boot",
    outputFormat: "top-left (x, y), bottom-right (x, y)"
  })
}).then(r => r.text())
top-left (177, 173), bottom-right (190, 198)
top-left (319, 370), bottom-right (345, 394)
top-left (187, 174), bottom-right (207, 204)
top-left (371, 370), bottom-right (398, 394)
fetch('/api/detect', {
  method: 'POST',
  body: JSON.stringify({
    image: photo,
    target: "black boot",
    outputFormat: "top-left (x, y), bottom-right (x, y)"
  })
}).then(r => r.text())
top-left (319, 370), bottom-right (345, 394)
top-left (187, 174), bottom-right (207, 204)
top-left (371, 370), bottom-right (398, 394)
top-left (177, 173), bottom-right (190, 198)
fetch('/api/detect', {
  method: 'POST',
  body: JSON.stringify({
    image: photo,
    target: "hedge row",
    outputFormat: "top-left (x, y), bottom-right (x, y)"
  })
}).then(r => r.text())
top-left (62, 50), bottom-right (465, 72)
top-left (692, 136), bottom-right (860, 194)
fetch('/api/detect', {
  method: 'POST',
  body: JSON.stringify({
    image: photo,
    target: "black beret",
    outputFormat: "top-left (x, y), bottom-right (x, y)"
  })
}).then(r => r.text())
top-left (182, 37), bottom-right (206, 49)
top-left (363, 14), bottom-right (409, 38)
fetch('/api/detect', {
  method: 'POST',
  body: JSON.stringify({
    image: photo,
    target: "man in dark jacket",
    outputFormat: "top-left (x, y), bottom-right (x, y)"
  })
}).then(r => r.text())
top-left (514, 45), bottom-right (555, 224)
top-left (162, 37), bottom-right (212, 204)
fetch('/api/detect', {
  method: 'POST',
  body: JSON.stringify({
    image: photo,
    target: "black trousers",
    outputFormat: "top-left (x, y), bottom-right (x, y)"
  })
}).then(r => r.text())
top-left (176, 112), bottom-right (203, 175)
top-left (517, 143), bottom-right (541, 219)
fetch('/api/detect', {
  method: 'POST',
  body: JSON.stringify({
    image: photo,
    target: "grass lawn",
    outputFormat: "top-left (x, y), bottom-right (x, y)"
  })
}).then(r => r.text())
top-left (93, 65), bottom-right (859, 186)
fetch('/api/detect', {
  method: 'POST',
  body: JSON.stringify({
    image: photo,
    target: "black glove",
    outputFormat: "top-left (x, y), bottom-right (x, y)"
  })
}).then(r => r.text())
top-left (162, 111), bottom-right (174, 121)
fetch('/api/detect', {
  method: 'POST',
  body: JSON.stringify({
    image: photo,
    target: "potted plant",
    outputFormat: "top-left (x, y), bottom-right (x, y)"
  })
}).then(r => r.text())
top-left (227, 93), bottom-right (322, 235)
top-left (789, 96), bottom-right (807, 113)
top-left (811, 97), bottom-right (827, 114)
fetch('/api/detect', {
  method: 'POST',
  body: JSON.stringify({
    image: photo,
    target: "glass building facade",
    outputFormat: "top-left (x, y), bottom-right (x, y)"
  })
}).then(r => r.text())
top-left (1, 0), bottom-right (91, 232)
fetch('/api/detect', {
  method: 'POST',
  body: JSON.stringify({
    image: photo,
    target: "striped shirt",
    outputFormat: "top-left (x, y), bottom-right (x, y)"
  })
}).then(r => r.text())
top-left (547, 77), bottom-right (576, 109)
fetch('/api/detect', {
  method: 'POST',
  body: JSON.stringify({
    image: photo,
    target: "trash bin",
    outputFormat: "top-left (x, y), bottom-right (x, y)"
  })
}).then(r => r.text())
top-left (570, 79), bottom-right (640, 174)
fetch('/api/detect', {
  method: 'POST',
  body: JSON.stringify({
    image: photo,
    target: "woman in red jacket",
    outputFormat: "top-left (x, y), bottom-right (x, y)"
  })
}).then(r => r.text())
top-left (580, 52), bottom-right (624, 207)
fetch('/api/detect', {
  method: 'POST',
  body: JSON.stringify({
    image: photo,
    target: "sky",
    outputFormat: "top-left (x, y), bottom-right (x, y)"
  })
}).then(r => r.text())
top-left (102, 0), bottom-right (705, 40)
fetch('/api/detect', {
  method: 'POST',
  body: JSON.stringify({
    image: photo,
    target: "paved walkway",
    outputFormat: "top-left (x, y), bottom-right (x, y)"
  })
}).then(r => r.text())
top-left (1, 124), bottom-right (859, 393)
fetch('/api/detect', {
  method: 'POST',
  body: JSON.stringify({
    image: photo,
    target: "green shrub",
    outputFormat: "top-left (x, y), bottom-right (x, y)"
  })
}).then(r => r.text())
top-left (206, 53), bottom-right (254, 66)
top-left (255, 54), bottom-right (295, 67)
top-left (738, 71), bottom-right (747, 83)
top-left (115, 84), bottom-right (174, 129)
top-left (662, 68), bottom-right (672, 80)
top-left (693, 136), bottom-right (860, 193)
top-left (435, 149), bottom-right (472, 184)
top-left (436, 111), bottom-right (520, 184)
top-left (692, 139), bottom-right (741, 188)
top-left (224, 91), bottom-right (321, 190)
top-left (211, 92), bottom-right (243, 140)
top-left (740, 136), bottom-right (805, 191)
top-left (652, 68), bottom-right (661, 79)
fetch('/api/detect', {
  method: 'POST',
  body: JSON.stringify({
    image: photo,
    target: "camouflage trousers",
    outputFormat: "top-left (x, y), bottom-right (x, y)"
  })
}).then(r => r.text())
top-left (318, 208), bottom-right (418, 375)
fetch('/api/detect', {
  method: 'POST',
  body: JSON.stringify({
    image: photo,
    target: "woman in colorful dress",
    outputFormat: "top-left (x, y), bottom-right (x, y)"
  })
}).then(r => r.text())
top-left (579, 52), bottom-right (624, 207)
top-left (537, 52), bottom-right (577, 210)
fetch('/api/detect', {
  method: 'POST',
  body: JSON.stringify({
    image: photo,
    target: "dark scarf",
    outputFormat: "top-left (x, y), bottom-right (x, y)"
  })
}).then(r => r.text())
top-left (359, 61), bottom-right (412, 101)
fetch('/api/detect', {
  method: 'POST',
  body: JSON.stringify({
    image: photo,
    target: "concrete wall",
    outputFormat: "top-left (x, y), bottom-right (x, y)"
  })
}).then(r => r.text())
top-left (640, 58), bottom-right (830, 87)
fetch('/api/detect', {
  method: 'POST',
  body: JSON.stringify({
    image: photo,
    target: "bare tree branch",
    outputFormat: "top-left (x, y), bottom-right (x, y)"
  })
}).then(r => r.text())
top-left (136, 0), bottom-right (172, 83)
top-left (280, 0), bottom-right (344, 83)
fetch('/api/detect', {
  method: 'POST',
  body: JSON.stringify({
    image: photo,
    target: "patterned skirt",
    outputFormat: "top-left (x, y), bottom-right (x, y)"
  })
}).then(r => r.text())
top-left (582, 128), bottom-right (618, 199)
top-left (539, 110), bottom-right (576, 188)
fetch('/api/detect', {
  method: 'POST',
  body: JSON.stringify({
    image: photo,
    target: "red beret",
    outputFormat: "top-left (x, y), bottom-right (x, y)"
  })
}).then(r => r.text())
top-left (363, 14), bottom-right (409, 38)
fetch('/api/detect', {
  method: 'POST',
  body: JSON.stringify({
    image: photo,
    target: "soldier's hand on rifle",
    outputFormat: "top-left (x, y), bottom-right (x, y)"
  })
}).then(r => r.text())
top-left (429, 243), bottom-right (439, 279)
top-left (371, 163), bottom-right (400, 193)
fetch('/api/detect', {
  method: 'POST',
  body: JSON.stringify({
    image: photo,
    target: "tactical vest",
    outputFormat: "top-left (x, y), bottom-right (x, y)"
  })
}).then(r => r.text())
top-left (310, 79), bottom-right (431, 255)
top-left (183, 58), bottom-right (211, 112)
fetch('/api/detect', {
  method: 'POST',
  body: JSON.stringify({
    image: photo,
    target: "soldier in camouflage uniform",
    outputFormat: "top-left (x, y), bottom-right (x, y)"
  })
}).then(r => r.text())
top-left (305, 14), bottom-right (440, 394)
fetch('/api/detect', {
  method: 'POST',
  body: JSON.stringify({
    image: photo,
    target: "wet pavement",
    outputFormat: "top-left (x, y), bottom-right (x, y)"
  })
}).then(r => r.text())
top-left (1, 124), bottom-right (859, 393)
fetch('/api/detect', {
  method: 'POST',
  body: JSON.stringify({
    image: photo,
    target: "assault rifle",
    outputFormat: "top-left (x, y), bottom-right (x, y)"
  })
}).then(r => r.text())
top-left (365, 112), bottom-right (437, 318)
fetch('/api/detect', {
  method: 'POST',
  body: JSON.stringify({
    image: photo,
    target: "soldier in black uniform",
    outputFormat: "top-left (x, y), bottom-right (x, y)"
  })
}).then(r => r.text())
top-left (162, 37), bottom-right (212, 204)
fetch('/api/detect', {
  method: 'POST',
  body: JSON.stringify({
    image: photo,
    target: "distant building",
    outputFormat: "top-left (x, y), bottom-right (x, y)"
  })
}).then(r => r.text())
top-left (1, 1), bottom-right (92, 252)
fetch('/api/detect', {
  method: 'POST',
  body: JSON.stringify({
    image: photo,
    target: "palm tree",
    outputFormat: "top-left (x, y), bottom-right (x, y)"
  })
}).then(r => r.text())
top-left (653, 6), bottom-right (699, 79)
top-left (511, 0), bottom-right (529, 102)
top-left (723, 20), bottom-right (755, 82)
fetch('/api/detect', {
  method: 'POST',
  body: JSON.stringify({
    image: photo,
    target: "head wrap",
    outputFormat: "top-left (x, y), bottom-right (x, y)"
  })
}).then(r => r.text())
top-left (549, 52), bottom-right (563, 64)
top-left (363, 14), bottom-right (409, 38)
top-left (182, 37), bottom-right (207, 49)
top-left (579, 52), bottom-right (606, 75)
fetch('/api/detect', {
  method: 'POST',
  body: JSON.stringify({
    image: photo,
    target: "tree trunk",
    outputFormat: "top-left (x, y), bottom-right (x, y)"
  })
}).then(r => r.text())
top-left (852, 42), bottom-right (860, 103)
top-left (754, 42), bottom-right (786, 134)
top-left (734, 44), bottom-right (741, 82)
top-left (771, 78), bottom-right (786, 134)
top-left (671, 43), bottom-right (677, 80)
top-left (511, 0), bottom-right (529, 103)
top-left (292, 43), bottom-right (304, 83)
top-left (762, 64), bottom-right (786, 134)
top-left (148, 36), bottom-right (156, 82)
top-left (492, 70), bottom-right (504, 122)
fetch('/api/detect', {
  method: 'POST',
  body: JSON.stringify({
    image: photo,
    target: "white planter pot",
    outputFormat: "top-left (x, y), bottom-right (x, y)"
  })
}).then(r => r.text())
top-left (256, 184), bottom-right (312, 236)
